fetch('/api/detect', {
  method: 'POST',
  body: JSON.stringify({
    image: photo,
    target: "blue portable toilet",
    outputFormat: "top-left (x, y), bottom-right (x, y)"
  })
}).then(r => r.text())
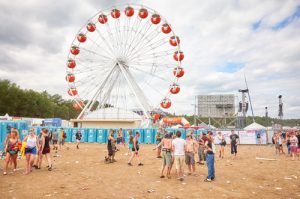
top-left (96, 128), bottom-right (107, 143)
top-left (71, 128), bottom-right (78, 142)
top-left (63, 128), bottom-right (72, 143)
top-left (132, 128), bottom-right (144, 143)
top-left (87, 128), bottom-right (97, 143)
top-left (123, 129), bottom-right (133, 144)
top-left (144, 128), bottom-right (155, 144)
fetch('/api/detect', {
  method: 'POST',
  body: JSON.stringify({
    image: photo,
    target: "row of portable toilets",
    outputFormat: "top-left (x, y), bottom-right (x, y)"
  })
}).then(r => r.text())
top-left (0, 120), bottom-right (209, 150)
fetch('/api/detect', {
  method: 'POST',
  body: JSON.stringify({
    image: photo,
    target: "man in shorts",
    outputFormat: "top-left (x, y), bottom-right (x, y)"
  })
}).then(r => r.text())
top-left (59, 128), bottom-right (66, 149)
top-left (155, 128), bottom-right (164, 158)
top-left (172, 131), bottom-right (186, 181)
top-left (230, 130), bottom-right (239, 159)
top-left (185, 133), bottom-right (198, 176)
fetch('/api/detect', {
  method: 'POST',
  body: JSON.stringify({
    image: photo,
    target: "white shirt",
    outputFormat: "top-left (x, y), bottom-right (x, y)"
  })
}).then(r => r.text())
top-left (172, 138), bottom-right (186, 156)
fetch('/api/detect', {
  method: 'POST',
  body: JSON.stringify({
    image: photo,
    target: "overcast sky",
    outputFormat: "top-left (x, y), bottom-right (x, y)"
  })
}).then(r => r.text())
top-left (0, 0), bottom-right (299, 118)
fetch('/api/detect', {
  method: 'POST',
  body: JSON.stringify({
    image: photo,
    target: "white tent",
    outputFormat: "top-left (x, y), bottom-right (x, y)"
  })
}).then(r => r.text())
top-left (244, 122), bottom-right (266, 130)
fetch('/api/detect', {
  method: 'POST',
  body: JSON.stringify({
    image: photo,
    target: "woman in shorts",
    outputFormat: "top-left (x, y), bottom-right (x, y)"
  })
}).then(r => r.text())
top-left (217, 132), bottom-right (226, 158)
top-left (128, 132), bottom-right (143, 166)
top-left (127, 130), bottom-right (134, 156)
top-left (39, 129), bottom-right (52, 170)
top-left (3, 129), bottom-right (20, 175)
top-left (23, 128), bottom-right (39, 174)
top-left (290, 132), bottom-right (299, 161)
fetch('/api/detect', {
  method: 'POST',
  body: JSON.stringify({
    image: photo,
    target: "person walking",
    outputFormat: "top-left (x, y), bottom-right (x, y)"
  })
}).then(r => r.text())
top-left (230, 130), bottom-right (239, 159)
top-left (290, 132), bottom-right (299, 161)
top-left (23, 128), bottom-right (39, 174)
top-left (3, 129), bottom-right (20, 175)
top-left (128, 132), bottom-right (143, 166)
top-left (75, 130), bottom-right (82, 149)
top-left (204, 132), bottom-right (215, 182)
top-left (217, 132), bottom-right (226, 158)
top-left (172, 131), bottom-right (186, 181)
top-left (39, 129), bottom-right (52, 171)
top-left (106, 129), bottom-right (117, 163)
top-left (52, 129), bottom-right (59, 151)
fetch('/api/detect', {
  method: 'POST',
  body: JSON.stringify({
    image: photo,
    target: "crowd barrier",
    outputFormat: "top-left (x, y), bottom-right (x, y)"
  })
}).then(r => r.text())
top-left (0, 120), bottom-right (269, 150)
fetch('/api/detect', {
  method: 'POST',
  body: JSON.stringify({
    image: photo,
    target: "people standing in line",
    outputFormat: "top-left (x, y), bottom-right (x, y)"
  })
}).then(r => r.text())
top-left (230, 130), bottom-right (239, 160)
top-left (106, 129), bottom-right (117, 163)
top-left (198, 132), bottom-right (207, 165)
top-left (154, 133), bottom-right (173, 179)
top-left (33, 130), bottom-right (43, 169)
top-left (3, 129), bottom-right (20, 175)
top-left (23, 128), bottom-right (39, 174)
top-left (289, 132), bottom-right (299, 161)
top-left (39, 129), bottom-right (52, 171)
top-left (185, 133), bottom-right (198, 176)
top-left (172, 131), bottom-right (186, 181)
top-left (204, 132), bottom-right (215, 182)
top-left (128, 132), bottom-right (143, 166)
top-left (75, 130), bottom-right (82, 149)
top-left (217, 132), bottom-right (226, 158)
top-left (155, 128), bottom-right (164, 158)
top-left (52, 129), bottom-right (59, 151)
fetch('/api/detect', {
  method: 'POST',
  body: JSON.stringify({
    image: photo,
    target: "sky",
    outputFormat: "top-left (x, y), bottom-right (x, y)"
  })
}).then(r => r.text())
top-left (0, 0), bottom-right (299, 119)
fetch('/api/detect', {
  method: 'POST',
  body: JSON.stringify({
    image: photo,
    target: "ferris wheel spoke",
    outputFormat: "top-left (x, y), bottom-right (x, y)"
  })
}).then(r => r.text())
top-left (95, 29), bottom-right (116, 58)
top-left (87, 37), bottom-right (115, 59)
top-left (128, 65), bottom-right (169, 82)
top-left (126, 22), bottom-right (161, 59)
top-left (122, 16), bottom-right (142, 58)
top-left (79, 46), bottom-right (114, 61)
top-left (129, 61), bottom-right (174, 69)
top-left (130, 49), bottom-right (174, 63)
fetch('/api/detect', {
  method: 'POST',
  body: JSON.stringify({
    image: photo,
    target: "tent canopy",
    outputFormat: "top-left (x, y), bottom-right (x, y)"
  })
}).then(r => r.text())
top-left (244, 122), bottom-right (266, 130)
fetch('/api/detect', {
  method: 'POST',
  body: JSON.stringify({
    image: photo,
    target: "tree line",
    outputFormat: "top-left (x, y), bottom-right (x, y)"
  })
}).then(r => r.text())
top-left (1, 79), bottom-right (299, 126)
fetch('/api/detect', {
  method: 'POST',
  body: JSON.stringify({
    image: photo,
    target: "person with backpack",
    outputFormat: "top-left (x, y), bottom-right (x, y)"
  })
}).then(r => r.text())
top-left (59, 128), bottom-right (67, 149)
top-left (230, 130), bottom-right (239, 160)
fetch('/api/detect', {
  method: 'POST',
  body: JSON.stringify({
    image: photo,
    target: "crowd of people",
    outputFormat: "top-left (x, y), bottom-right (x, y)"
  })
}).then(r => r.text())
top-left (272, 130), bottom-right (300, 160)
top-left (3, 126), bottom-right (299, 181)
top-left (105, 128), bottom-right (242, 182)
top-left (2, 127), bottom-right (68, 175)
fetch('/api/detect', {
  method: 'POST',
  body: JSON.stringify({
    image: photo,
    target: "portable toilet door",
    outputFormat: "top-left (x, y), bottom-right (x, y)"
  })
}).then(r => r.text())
top-left (123, 129), bottom-right (132, 144)
top-left (144, 128), bottom-right (154, 144)
top-left (71, 128), bottom-right (78, 142)
top-left (96, 129), bottom-right (107, 144)
top-left (63, 128), bottom-right (72, 143)
top-left (87, 128), bottom-right (97, 143)
top-left (80, 128), bottom-right (88, 142)
top-left (133, 129), bottom-right (144, 143)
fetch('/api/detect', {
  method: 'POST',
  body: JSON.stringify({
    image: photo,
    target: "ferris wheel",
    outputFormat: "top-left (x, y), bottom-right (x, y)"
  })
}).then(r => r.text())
top-left (66, 4), bottom-right (185, 120)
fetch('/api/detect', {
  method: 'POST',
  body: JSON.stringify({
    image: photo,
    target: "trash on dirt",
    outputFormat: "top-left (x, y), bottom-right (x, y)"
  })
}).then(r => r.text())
top-left (75, 161), bottom-right (79, 164)
top-left (81, 187), bottom-right (89, 190)
top-left (258, 186), bottom-right (264, 189)
top-left (284, 177), bottom-right (292, 180)
top-left (275, 187), bottom-right (282, 190)
top-left (147, 189), bottom-right (155, 193)
top-left (291, 175), bottom-right (298, 179)
top-left (226, 181), bottom-right (231, 184)
top-left (44, 194), bottom-right (52, 197)
top-left (182, 182), bottom-right (186, 185)
top-left (156, 181), bottom-right (161, 183)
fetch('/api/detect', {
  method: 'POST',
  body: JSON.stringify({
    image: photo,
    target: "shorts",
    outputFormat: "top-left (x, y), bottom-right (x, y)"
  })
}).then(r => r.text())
top-left (8, 150), bottom-right (18, 155)
top-left (291, 146), bottom-right (298, 153)
top-left (174, 155), bottom-right (185, 171)
top-left (76, 139), bottom-right (81, 143)
top-left (25, 147), bottom-right (37, 155)
top-left (52, 140), bottom-right (58, 144)
top-left (128, 144), bottom-right (133, 149)
top-left (185, 152), bottom-right (195, 165)
top-left (42, 147), bottom-right (50, 154)
top-left (132, 147), bottom-right (139, 152)
top-left (162, 151), bottom-right (172, 167)
top-left (220, 141), bottom-right (226, 146)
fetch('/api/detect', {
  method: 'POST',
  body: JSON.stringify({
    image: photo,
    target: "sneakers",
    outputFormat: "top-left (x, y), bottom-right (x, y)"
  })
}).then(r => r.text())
top-left (204, 178), bottom-right (212, 182)
top-left (128, 163), bottom-right (132, 166)
top-left (138, 163), bottom-right (144, 166)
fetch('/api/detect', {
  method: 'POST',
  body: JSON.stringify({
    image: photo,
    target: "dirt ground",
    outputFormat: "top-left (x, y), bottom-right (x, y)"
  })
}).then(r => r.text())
top-left (0, 143), bottom-right (299, 199)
